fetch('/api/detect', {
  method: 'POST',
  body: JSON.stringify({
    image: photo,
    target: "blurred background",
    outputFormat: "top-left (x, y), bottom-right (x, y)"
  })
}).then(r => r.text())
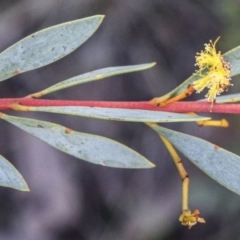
top-left (0, 0), bottom-right (240, 239)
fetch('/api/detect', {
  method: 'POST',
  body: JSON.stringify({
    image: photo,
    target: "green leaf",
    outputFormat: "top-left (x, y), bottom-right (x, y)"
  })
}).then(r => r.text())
top-left (0, 15), bottom-right (104, 82)
top-left (29, 106), bottom-right (211, 122)
top-left (198, 93), bottom-right (240, 103)
top-left (1, 114), bottom-right (154, 169)
top-left (156, 74), bottom-right (199, 102)
top-left (34, 63), bottom-right (156, 96)
top-left (0, 154), bottom-right (29, 191)
top-left (224, 45), bottom-right (240, 77)
top-left (149, 124), bottom-right (240, 195)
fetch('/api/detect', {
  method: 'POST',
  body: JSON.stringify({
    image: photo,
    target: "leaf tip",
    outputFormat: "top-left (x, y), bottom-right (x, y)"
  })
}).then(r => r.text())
top-left (12, 183), bottom-right (30, 192)
top-left (97, 15), bottom-right (105, 21)
top-left (22, 186), bottom-right (30, 192)
top-left (149, 162), bottom-right (156, 168)
top-left (19, 181), bottom-right (30, 192)
top-left (141, 160), bottom-right (155, 168)
top-left (143, 62), bottom-right (157, 70)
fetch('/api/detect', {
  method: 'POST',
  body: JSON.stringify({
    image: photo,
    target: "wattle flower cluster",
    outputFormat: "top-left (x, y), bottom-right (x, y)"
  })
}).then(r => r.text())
top-left (193, 38), bottom-right (231, 102)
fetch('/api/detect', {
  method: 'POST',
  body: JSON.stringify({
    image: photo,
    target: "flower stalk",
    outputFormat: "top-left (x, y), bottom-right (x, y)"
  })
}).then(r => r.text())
top-left (158, 134), bottom-right (205, 228)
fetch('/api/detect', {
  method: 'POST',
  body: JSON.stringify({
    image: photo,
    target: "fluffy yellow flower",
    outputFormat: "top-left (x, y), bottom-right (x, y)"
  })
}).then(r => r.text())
top-left (193, 38), bottom-right (231, 102)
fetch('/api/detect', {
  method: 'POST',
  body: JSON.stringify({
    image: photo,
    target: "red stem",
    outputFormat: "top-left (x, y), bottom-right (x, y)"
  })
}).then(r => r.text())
top-left (1, 98), bottom-right (240, 114)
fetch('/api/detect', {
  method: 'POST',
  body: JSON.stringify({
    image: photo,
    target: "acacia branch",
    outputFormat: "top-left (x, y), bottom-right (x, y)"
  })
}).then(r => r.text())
top-left (0, 98), bottom-right (239, 114)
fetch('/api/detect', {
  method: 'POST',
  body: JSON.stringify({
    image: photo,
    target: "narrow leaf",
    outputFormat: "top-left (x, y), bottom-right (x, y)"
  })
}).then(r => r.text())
top-left (156, 74), bottom-right (198, 101)
top-left (1, 114), bottom-right (154, 169)
top-left (34, 63), bottom-right (156, 96)
top-left (224, 45), bottom-right (240, 77)
top-left (0, 154), bottom-right (29, 191)
top-left (149, 124), bottom-right (240, 195)
top-left (29, 106), bottom-right (211, 122)
top-left (198, 93), bottom-right (240, 103)
top-left (0, 15), bottom-right (104, 82)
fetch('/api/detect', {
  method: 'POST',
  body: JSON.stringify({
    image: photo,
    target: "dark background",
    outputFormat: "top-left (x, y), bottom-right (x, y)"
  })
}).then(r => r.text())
top-left (0, 0), bottom-right (240, 239)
